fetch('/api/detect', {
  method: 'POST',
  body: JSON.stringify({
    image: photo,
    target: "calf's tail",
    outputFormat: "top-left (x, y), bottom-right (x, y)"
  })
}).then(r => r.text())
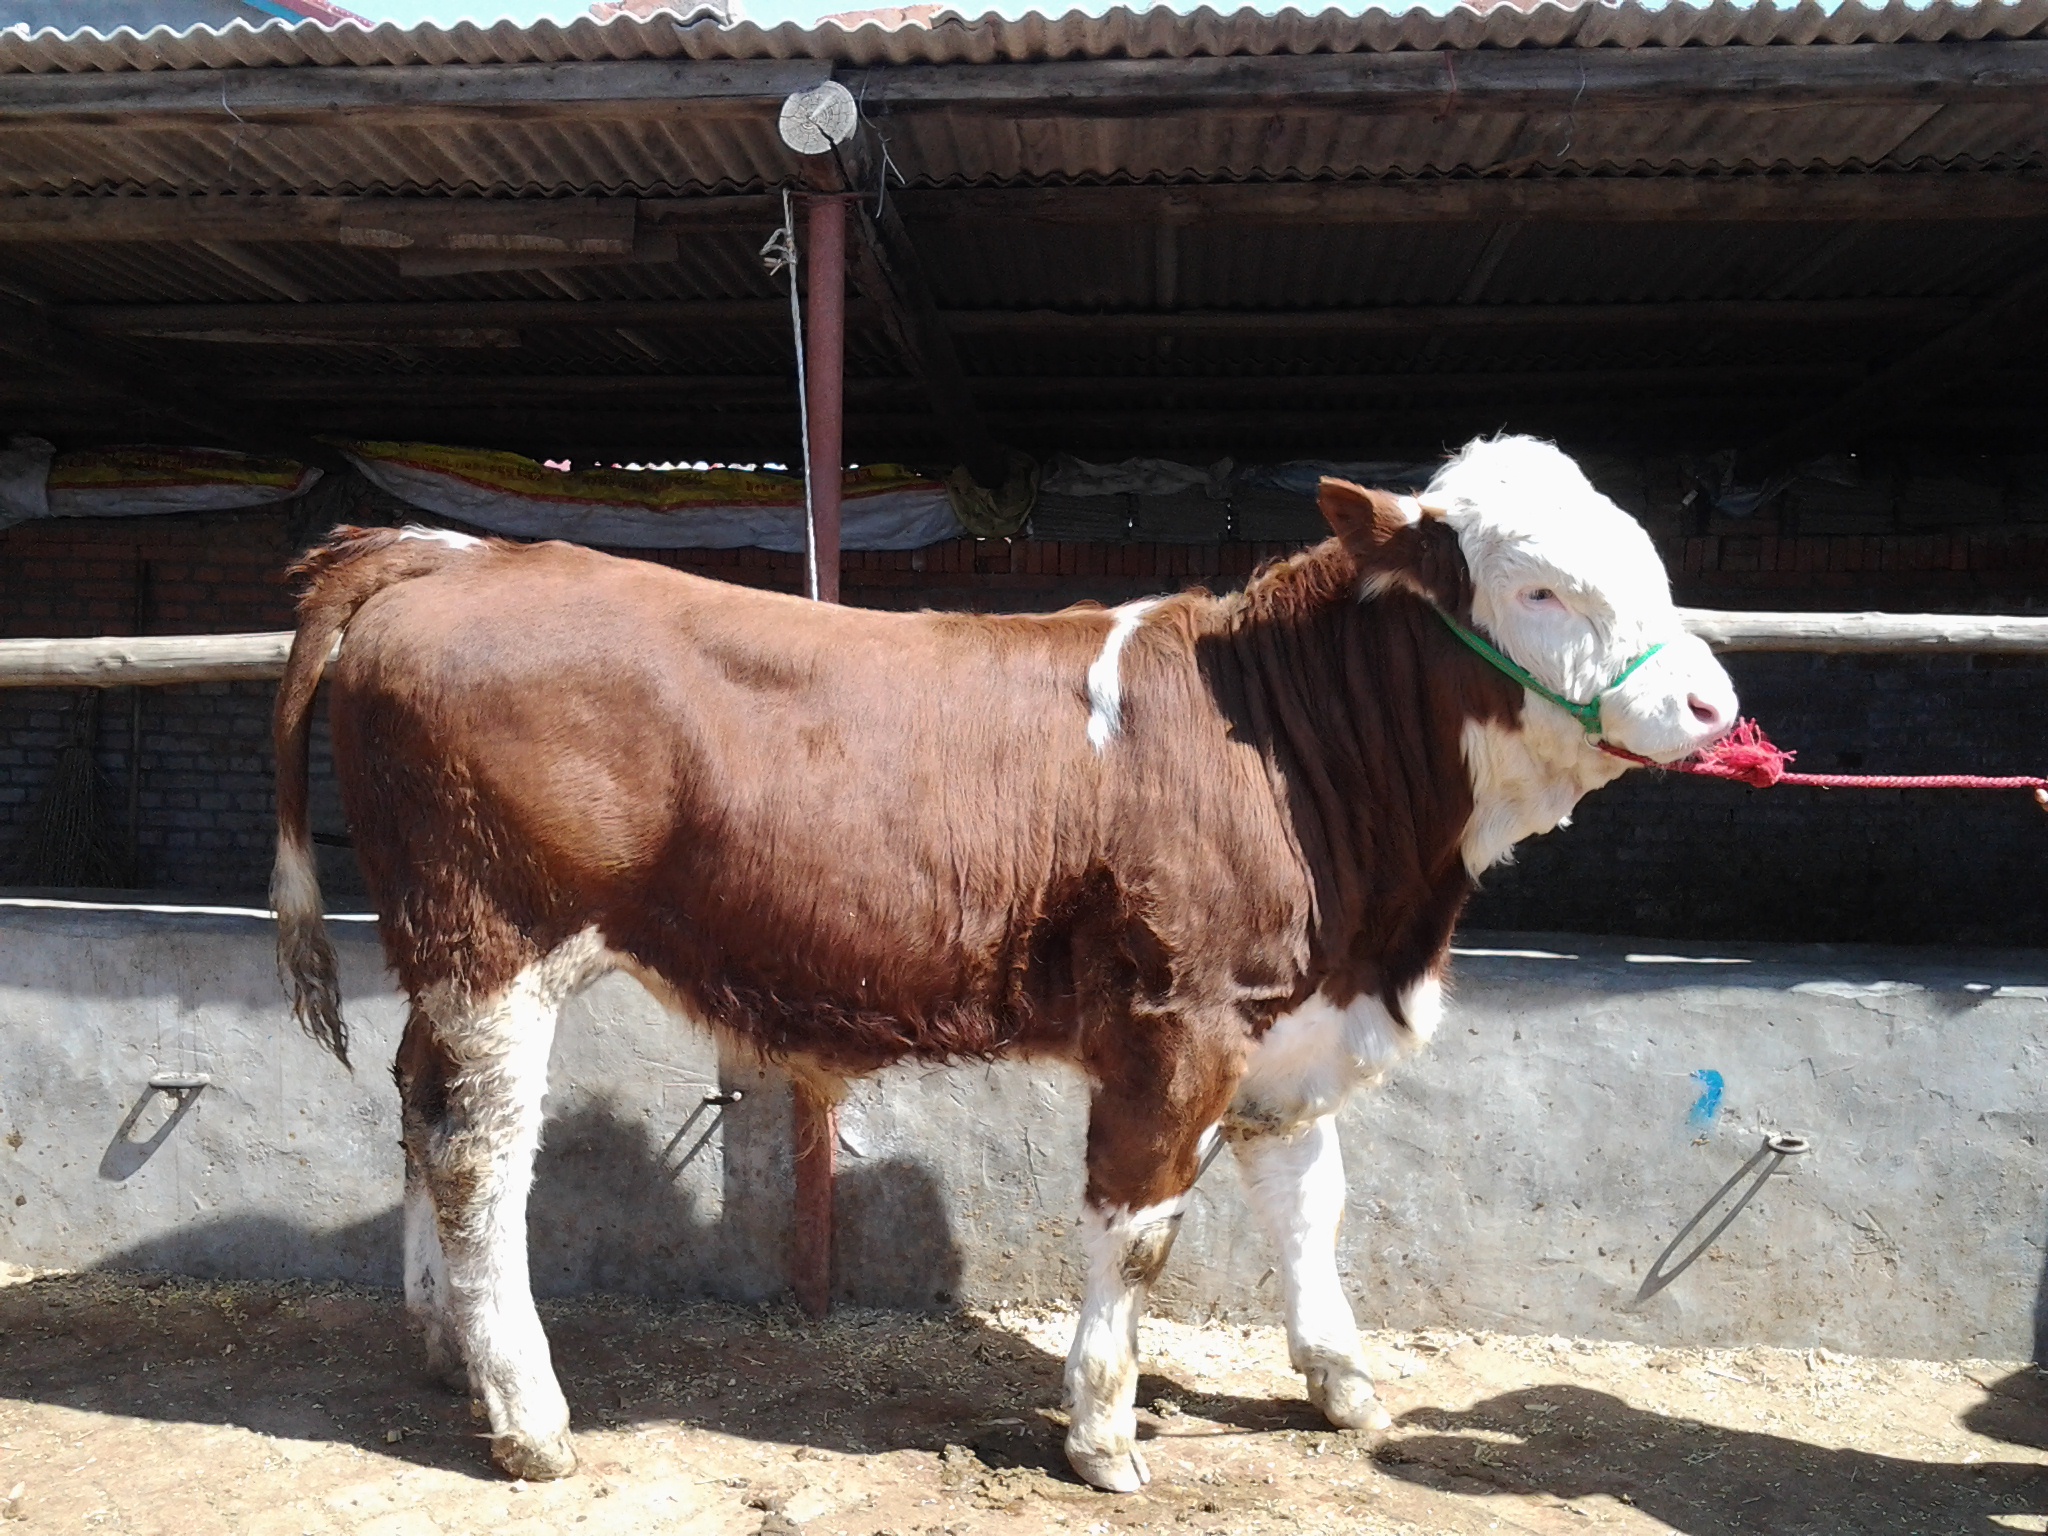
top-left (273, 525), bottom-right (478, 1066)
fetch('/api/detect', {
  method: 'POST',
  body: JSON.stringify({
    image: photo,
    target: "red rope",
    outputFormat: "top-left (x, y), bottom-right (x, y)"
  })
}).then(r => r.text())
top-left (1601, 719), bottom-right (2048, 806)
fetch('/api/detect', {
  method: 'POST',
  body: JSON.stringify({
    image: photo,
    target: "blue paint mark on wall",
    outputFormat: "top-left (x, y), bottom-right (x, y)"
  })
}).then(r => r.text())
top-left (1688, 1069), bottom-right (1725, 1127)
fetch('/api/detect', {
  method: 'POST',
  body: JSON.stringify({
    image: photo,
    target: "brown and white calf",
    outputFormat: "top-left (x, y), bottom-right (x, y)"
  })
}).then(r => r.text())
top-left (272, 435), bottom-right (1735, 1492)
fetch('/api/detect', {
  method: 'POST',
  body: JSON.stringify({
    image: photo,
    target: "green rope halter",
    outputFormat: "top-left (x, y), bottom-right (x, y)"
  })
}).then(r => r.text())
top-left (1436, 610), bottom-right (1664, 740)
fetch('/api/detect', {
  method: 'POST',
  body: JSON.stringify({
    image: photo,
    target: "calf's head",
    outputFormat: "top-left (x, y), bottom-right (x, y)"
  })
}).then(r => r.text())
top-left (1322, 434), bottom-right (1737, 765)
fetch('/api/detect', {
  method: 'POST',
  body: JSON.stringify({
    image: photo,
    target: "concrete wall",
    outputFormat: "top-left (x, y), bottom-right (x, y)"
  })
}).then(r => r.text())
top-left (4, 900), bottom-right (2046, 1360)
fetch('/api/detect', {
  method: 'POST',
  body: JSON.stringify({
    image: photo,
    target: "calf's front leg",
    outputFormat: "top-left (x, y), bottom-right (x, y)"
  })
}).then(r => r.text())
top-left (1066, 1035), bottom-right (1238, 1494)
top-left (1231, 1114), bottom-right (1391, 1434)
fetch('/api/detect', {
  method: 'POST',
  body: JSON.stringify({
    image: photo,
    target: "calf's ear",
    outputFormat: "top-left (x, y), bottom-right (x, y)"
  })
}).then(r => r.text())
top-left (1317, 478), bottom-right (1471, 613)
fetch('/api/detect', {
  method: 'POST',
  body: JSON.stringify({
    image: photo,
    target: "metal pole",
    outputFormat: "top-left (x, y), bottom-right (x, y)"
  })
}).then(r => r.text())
top-left (792, 192), bottom-right (847, 1317)
top-left (804, 195), bottom-right (846, 605)
top-left (791, 1080), bottom-right (836, 1319)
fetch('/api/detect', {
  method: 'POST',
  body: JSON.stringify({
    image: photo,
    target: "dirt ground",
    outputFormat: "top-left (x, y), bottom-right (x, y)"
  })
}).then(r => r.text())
top-left (2, 1266), bottom-right (2045, 1536)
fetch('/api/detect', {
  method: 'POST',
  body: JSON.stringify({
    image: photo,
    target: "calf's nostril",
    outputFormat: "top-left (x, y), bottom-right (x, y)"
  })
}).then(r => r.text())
top-left (1688, 695), bottom-right (1722, 726)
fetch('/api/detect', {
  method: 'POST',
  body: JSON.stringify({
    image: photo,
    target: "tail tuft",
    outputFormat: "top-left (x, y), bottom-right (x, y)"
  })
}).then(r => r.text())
top-left (272, 834), bottom-right (349, 1066)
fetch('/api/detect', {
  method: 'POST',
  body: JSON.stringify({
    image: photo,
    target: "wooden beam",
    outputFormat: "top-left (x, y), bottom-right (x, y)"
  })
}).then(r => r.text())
top-left (858, 41), bottom-right (2048, 115)
top-left (58, 298), bottom-right (804, 336)
top-left (6, 42), bottom-right (2035, 131)
top-left (4, 180), bottom-right (2039, 251)
top-left (1681, 610), bottom-right (2048, 655)
top-left (942, 297), bottom-right (1964, 337)
top-left (226, 362), bottom-right (1859, 406)
top-left (7, 611), bottom-right (2048, 691)
top-left (0, 194), bottom-right (747, 251)
top-left (0, 633), bottom-right (298, 688)
top-left (54, 294), bottom-right (1958, 342)
top-left (0, 59), bottom-right (828, 128)
top-left (896, 174), bottom-right (2048, 227)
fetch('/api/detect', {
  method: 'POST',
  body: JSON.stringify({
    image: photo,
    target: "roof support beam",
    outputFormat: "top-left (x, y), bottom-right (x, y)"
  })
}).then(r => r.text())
top-left (5, 42), bottom-right (2037, 129)
top-left (0, 58), bottom-right (827, 128)
top-left (2, 179), bottom-right (2041, 250)
top-left (855, 40), bottom-right (2048, 114)
top-left (895, 174), bottom-right (2048, 226)
top-left (57, 297), bottom-right (809, 338)
top-left (210, 362), bottom-right (1867, 406)
top-left (54, 295), bottom-right (1963, 340)
top-left (941, 297), bottom-right (1965, 337)
top-left (0, 194), bottom-right (781, 246)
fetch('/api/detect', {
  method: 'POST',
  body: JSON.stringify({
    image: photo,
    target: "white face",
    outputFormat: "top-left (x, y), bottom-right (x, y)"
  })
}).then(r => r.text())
top-left (1428, 436), bottom-right (1737, 764)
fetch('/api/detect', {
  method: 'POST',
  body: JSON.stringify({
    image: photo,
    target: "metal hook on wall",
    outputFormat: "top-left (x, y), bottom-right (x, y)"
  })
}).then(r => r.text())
top-left (1634, 1132), bottom-right (1812, 1304)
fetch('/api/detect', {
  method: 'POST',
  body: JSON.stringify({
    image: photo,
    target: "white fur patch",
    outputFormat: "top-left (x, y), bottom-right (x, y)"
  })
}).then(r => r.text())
top-left (1066, 1197), bottom-right (1184, 1466)
top-left (1233, 1116), bottom-right (1358, 1366)
top-left (398, 525), bottom-right (483, 551)
top-left (1395, 495), bottom-right (1424, 524)
top-left (1459, 713), bottom-right (1627, 877)
top-left (1424, 435), bottom-right (1738, 764)
top-left (1402, 972), bottom-right (1444, 1044)
top-left (1085, 598), bottom-right (1163, 752)
top-left (419, 928), bottom-right (613, 1455)
top-left (270, 834), bottom-right (322, 924)
top-left (1233, 979), bottom-right (1442, 1132)
top-left (403, 1168), bottom-right (459, 1382)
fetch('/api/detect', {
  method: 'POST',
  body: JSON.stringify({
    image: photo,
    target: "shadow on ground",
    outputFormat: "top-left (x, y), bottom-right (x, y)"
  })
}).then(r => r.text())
top-left (16, 1095), bottom-right (2043, 1523)
top-left (0, 1262), bottom-right (1328, 1490)
top-left (1378, 1382), bottom-right (2048, 1536)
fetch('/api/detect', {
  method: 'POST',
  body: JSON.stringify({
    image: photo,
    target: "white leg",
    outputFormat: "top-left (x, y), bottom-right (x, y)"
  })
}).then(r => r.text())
top-left (402, 1162), bottom-right (465, 1392)
top-left (415, 933), bottom-right (606, 1480)
top-left (1064, 1198), bottom-right (1181, 1493)
top-left (1232, 1115), bottom-right (1390, 1433)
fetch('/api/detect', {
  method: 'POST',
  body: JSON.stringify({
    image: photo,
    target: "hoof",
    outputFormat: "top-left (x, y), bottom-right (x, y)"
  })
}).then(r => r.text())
top-left (491, 1428), bottom-right (578, 1481)
top-left (1306, 1363), bottom-right (1392, 1436)
top-left (1066, 1437), bottom-right (1150, 1494)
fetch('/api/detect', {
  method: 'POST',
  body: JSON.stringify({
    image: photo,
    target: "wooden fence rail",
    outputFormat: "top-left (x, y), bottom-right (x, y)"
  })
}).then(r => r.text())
top-left (1, 611), bottom-right (2046, 689)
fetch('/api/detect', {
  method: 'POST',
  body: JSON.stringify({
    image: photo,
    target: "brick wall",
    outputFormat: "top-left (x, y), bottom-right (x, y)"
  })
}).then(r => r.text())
top-left (5, 495), bottom-right (2047, 944)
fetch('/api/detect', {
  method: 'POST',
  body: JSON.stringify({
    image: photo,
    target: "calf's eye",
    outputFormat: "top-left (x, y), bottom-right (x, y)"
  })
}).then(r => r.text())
top-left (1522, 587), bottom-right (1558, 606)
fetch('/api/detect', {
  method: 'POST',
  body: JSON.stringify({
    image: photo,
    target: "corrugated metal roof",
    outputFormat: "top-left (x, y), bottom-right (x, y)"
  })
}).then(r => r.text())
top-left (5, 0), bottom-right (2048, 76)
top-left (5, 4), bottom-right (2046, 194)
top-left (3, 3), bottom-right (2044, 465)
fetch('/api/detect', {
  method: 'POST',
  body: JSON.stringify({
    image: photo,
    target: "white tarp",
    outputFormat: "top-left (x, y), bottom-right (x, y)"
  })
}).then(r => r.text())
top-left (343, 442), bottom-right (966, 552)
top-left (0, 444), bottom-right (322, 529)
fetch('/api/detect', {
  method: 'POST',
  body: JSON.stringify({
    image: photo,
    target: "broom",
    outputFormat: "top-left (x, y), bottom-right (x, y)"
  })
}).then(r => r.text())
top-left (10, 690), bottom-right (128, 890)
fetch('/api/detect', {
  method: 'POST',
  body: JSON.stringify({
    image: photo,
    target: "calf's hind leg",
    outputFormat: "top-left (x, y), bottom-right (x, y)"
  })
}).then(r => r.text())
top-left (1066, 1033), bottom-right (1238, 1494)
top-left (396, 1007), bottom-right (465, 1393)
top-left (400, 931), bottom-right (610, 1480)
top-left (1232, 1115), bottom-right (1391, 1435)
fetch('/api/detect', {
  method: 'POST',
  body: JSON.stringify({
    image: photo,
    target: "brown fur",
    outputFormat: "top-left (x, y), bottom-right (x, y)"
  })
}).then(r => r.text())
top-left (274, 494), bottom-right (1518, 1211)
top-left (272, 527), bottom-right (475, 1065)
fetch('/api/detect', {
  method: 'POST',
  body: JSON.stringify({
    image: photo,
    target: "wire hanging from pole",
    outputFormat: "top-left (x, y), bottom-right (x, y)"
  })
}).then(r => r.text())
top-left (761, 186), bottom-right (820, 602)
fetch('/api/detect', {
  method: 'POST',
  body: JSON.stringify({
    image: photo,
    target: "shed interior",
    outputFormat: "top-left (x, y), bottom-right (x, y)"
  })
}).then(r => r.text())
top-left (3, 3), bottom-right (2048, 942)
